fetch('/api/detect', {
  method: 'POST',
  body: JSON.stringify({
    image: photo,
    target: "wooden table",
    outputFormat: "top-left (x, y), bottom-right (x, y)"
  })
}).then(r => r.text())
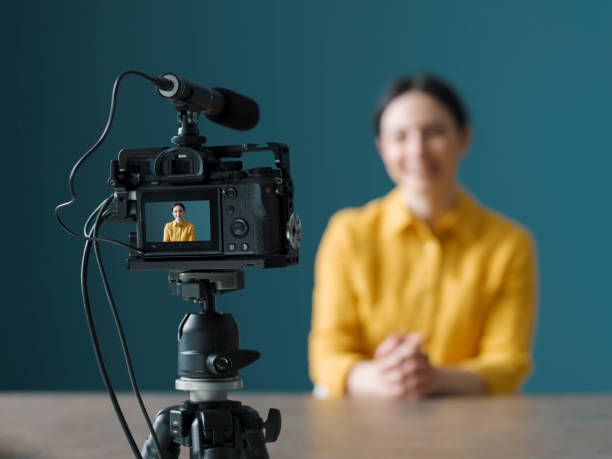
top-left (1, 393), bottom-right (611, 458)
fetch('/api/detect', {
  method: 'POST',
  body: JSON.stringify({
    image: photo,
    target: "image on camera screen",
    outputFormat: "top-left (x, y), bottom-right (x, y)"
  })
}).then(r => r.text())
top-left (144, 200), bottom-right (211, 243)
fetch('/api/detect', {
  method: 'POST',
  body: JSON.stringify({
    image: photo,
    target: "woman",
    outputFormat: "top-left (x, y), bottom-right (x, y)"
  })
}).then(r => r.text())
top-left (163, 202), bottom-right (196, 242)
top-left (309, 75), bottom-right (537, 399)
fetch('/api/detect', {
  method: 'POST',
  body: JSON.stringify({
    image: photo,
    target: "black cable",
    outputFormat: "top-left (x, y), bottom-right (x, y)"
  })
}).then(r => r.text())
top-left (84, 197), bottom-right (111, 236)
top-left (91, 201), bottom-right (164, 458)
top-left (81, 200), bottom-right (144, 459)
top-left (60, 71), bottom-right (169, 457)
top-left (55, 70), bottom-right (159, 253)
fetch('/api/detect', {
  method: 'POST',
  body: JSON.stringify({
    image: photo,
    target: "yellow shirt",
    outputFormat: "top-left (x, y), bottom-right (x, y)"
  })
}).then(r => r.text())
top-left (309, 187), bottom-right (537, 397)
top-left (163, 220), bottom-right (196, 242)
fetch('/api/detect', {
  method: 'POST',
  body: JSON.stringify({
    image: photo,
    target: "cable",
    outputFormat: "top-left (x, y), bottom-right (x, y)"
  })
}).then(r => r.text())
top-left (81, 200), bottom-right (144, 459)
top-left (60, 71), bottom-right (168, 457)
top-left (84, 197), bottom-right (111, 236)
top-left (57, 71), bottom-right (169, 457)
top-left (54, 70), bottom-right (158, 253)
top-left (91, 199), bottom-right (164, 458)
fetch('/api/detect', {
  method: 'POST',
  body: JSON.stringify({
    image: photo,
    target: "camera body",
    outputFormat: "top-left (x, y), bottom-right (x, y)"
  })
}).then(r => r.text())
top-left (108, 142), bottom-right (300, 271)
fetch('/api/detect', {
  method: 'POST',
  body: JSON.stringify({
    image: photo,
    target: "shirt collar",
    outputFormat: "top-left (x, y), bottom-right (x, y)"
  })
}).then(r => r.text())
top-left (382, 186), bottom-right (482, 242)
top-left (382, 187), bottom-right (413, 235)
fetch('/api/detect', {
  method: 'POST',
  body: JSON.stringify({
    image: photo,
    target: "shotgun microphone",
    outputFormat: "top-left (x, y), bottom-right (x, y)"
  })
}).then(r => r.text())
top-left (154, 73), bottom-right (260, 131)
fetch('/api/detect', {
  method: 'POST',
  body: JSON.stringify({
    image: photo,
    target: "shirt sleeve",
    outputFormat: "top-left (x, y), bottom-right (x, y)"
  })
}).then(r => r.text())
top-left (309, 212), bottom-right (368, 397)
top-left (163, 223), bottom-right (171, 242)
top-left (188, 224), bottom-right (195, 241)
top-left (458, 230), bottom-right (537, 394)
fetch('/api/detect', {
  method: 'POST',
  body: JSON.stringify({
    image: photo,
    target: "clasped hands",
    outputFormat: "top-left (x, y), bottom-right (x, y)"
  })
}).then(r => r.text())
top-left (346, 332), bottom-right (439, 399)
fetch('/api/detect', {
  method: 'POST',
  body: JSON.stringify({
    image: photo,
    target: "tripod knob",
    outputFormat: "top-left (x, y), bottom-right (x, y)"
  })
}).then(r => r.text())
top-left (263, 408), bottom-right (281, 442)
top-left (206, 350), bottom-right (261, 376)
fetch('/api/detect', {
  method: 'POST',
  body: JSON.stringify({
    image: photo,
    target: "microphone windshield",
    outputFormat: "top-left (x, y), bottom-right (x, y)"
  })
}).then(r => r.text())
top-left (206, 88), bottom-right (260, 131)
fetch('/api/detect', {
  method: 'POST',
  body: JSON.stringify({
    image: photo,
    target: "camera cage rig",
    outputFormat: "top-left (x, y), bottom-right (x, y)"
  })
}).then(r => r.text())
top-left (108, 139), bottom-right (301, 272)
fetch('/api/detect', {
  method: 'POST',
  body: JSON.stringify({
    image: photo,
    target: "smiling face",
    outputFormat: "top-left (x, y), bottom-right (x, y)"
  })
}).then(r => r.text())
top-left (172, 205), bottom-right (185, 222)
top-left (376, 91), bottom-right (470, 196)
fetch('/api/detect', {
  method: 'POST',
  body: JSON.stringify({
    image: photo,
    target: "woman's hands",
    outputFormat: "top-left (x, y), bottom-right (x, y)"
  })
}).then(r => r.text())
top-left (346, 332), bottom-right (486, 399)
top-left (346, 333), bottom-right (438, 399)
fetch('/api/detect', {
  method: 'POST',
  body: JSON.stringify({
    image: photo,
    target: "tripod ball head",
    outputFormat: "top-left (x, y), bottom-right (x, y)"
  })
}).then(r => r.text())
top-left (178, 312), bottom-right (260, 379)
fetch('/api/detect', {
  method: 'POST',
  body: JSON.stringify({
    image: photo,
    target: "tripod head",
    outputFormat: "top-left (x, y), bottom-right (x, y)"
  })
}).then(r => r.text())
top-left (169, 271), bottom-right (260, 402)
top-left (169, 271), bottom-right (245, 303)
top-left (139, 269), bottom-right (281, 458)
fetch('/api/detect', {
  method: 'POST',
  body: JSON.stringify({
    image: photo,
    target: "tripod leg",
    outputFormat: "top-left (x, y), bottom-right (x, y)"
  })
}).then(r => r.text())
top-left (141, 408), bottom-right (181, 459)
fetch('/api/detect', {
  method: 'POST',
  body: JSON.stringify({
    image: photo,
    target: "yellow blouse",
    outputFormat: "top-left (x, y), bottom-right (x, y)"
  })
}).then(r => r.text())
top-left (309, 187), bottom-right (537, 397)
top-left (163, 220), bottom-right (195, 242)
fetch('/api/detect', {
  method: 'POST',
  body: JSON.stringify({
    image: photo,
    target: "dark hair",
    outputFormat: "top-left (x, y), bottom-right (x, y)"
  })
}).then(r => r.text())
top-left (172, 202), bottom-right (185, 212)
top-left (373, 74), bottom-right (469, 135)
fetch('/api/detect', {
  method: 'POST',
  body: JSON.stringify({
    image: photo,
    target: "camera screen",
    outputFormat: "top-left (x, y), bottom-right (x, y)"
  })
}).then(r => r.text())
top-left (137, 188), bottom-right (220, 254)
top-left (144, 200), bottom-right (211, 242)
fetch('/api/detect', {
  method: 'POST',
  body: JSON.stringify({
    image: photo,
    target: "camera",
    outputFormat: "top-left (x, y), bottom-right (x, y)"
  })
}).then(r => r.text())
top-left (99, 73), bottom-right (301, 273)
top-left (94, 72), bottom-right (302, 273)
top-left (107, 141), bottom-right (301, 272)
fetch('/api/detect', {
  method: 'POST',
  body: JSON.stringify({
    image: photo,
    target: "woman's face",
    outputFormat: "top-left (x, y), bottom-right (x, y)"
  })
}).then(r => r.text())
top-left (172, 206), bottom-right (185, 221)
top-left (376, 91), bottom-right (470, 195)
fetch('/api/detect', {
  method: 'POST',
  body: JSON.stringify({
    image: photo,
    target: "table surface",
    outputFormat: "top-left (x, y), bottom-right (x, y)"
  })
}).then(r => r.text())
top-left (1, 393), bottom-right (611, 458)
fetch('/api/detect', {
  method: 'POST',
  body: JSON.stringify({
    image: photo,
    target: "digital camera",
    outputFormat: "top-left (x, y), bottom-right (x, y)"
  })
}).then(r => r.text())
top-left (107, 141), bottom-right (301, 272)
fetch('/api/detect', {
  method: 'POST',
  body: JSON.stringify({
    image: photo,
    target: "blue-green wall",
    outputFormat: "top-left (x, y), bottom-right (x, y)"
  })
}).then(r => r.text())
top-left (2, 0), bottom-right (611, 393)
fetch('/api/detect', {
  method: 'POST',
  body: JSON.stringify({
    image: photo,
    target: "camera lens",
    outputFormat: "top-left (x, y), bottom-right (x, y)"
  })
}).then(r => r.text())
top-left (230, 218), bottom-right (249, 238)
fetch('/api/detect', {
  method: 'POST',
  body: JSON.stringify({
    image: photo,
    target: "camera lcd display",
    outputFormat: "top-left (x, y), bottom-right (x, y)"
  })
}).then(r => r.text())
top-left (144, 200), bottom-right (211, 242)
top-left (137, 188), bottom-right (221, 255)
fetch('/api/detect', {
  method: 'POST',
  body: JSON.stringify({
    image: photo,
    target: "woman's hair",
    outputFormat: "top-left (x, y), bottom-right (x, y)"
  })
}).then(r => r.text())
top-left (372, 74), bottom-right (469, 135)
top-left (172, 202), bottom-right (186, 212)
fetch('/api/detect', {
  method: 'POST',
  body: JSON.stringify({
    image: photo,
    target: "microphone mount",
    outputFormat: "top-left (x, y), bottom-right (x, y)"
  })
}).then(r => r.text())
top-left (171, 110), bottom-right (207, 148)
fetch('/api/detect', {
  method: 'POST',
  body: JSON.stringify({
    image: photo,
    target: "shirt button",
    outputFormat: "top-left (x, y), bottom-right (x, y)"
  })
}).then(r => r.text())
top-left (423, 241), bottom-right (439, 255)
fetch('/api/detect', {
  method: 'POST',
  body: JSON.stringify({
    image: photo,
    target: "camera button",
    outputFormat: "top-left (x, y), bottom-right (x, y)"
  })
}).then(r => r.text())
top-left (226, 206), bottom-right (235, 215)
top-left (228, 243), bottom-right (236, 251)
top-left (230, 218), bottom-right (249, 238)
top-left (241, 243), bottom-right (249, 251)
top-left (225, 187), bottom-right (238, 199)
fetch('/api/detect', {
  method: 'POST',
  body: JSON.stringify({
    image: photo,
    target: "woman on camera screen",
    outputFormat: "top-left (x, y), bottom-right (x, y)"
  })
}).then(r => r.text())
top-left (163, 202), bottom-right (196, 242)
top-left (309, 75), bottom-right (537, 398)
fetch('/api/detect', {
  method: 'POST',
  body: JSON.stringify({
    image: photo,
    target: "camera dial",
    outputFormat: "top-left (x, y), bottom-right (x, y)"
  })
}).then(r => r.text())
top-left (286, 212), bottom-right (302, 250)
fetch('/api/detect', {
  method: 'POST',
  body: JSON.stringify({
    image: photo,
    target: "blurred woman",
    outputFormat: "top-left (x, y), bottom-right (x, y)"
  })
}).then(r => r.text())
top-left (309, 75), bottom-right (537, 399)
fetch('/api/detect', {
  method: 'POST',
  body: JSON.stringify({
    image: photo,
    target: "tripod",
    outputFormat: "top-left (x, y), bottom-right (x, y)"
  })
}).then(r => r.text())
top-left (141, 271), bottom-right (281, 459)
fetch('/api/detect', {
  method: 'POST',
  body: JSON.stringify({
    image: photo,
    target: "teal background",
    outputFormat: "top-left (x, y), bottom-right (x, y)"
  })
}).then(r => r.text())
top-left (2, 0), bottom-right (611, 393)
